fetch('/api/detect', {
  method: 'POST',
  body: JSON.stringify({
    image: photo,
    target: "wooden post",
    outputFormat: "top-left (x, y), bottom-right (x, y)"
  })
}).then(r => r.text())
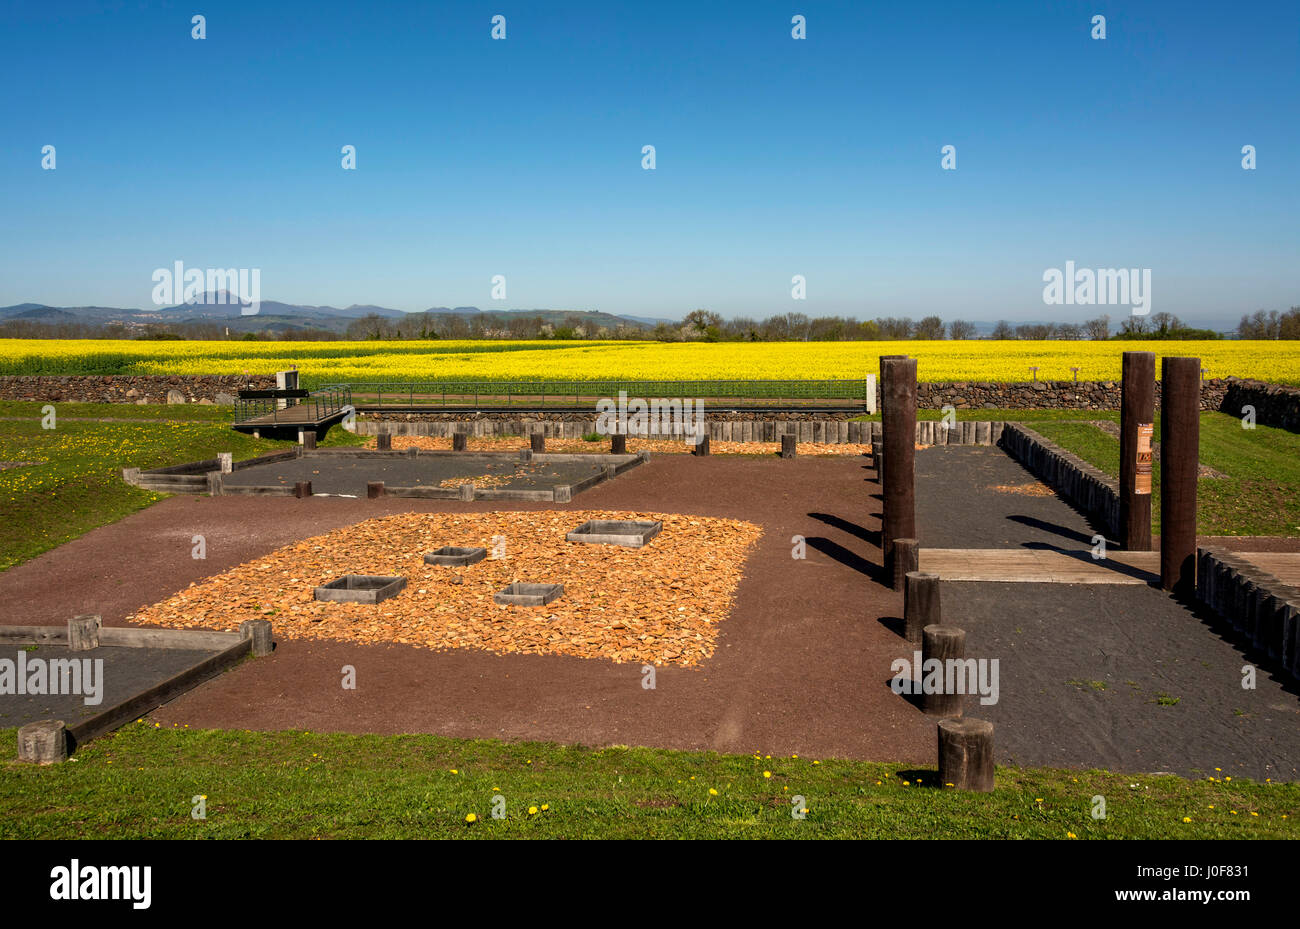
top-left (531, 431), bottom-right (546, 453)
top-left (611, 433), bottom-right (627, 455)
top-left (1119, 351), bottom-right (1154, 550)
top-left (459, 482), bottom-right (475, 502)
top-left (293, 481), bottom-right (312, 498)
top-left (1161, 356), bottom-right (1201, 595)
top-left (893, 538), bottom-right (919, 592)
top-left (903, 571), bottom-right (939, 643)
top-left (376, 432), bottom-right (392, 451)
top-left (17, 721), bottom-right (67, 764)
top-left (881, 357), bottom-right (918, 569)
top-left (693, 433), bottom-right (711, 456)
top-left (239, 619), bottom-right (274, 657)
top-left (780, 433), bottom-right (797, 458)
top-left (937, 717), bottom-right (994, 791)
top-left (218, 452), bottom-right (233, 473)
top-left (367, 481), bottom-right (385, 498)
top-left (300, 430), bottom-right (317, 450)
top-left (922, 625), bottom-right (966, 717)
top-left (69, 614), bottom-right (101, 651)
top-left (452, 432), bottom-right (468, 452)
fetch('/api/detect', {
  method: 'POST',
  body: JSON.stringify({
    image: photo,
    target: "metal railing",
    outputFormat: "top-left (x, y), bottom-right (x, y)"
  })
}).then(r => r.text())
top-left (235, 385), bottom-right (353, 424)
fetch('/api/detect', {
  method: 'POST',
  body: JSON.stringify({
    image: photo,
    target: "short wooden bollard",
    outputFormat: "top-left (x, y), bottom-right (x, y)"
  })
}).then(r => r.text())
top-left (937, 717), bottom-right (994, 791)
top-left (293, 481), bottom-right (312, 498)
top-left (874, 440), bottom-right (885, 487)
top-left (452, 432), bottom-right (468, 452)
top-left (376, 432), bottom-right (392, 451)
top-left (18, 720), bottom-right (66, 764)
top-left (218, 452), bottom-right (233, 474)
top-left (239, 618), bottom-right (274, 657)
top-left (69, 614), bottom-right (101, 651)
top-left (611, 433), bottom-right (627, 454)
top-left (922, 624), bottom-right (966, 717)
top-left (367, 481), bottom-right (385, 499)
top-left (530, 432), bottom-right (546, 453)
top-left (300, 430), bottom-right (317, 450)
top-left (459, 482), bottom-right (475, 502)
top-left (693, 433), bottom-right (710, 456)
top-left (893, 538), bottom-right (919, 592)
top-left (780, 433), bottom-right (797, 458)
top-left (903, 571), bottom-right (939, 643)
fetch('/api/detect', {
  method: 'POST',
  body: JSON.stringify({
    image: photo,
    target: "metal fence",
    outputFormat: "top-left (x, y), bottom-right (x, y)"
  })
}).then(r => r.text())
top-left (328, 379), bottom-right (869, 411)
top-left (234, 385), bottom-right (353, 425)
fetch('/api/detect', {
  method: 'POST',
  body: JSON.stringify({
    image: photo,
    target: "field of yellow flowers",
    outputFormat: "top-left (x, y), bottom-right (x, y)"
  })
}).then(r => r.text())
top-left (3, 339), bottom-right (1298, 385)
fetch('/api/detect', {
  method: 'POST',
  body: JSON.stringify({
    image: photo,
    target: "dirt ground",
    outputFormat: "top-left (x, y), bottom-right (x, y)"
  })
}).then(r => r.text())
top-left (0, 454), bottom-right (935, 763)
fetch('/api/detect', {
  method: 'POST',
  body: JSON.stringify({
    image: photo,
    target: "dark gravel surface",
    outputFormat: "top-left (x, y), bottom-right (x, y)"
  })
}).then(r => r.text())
top-left (223, 454), bottom-right (612, 495)
top-left (938, 581), bottom-right (1300, 781)
top-left (0, 644), bottom-right (219, 729)
top-left (916, 445), bottom-right (1104, 548)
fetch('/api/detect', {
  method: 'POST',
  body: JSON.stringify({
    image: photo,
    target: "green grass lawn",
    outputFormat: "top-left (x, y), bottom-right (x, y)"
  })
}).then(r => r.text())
top-left (1032, 412), bottom-right (1300, 537)
top-left (0, 723), bottom-right (1292, 839)
top-left (0, 400), bottom-right (236, 422)
top-left (0, 402), bottom-right (366, 569)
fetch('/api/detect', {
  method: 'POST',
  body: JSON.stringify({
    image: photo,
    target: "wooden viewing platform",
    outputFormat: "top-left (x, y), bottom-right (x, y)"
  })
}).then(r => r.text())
top-left (232, 385), bottom-right (353, 440)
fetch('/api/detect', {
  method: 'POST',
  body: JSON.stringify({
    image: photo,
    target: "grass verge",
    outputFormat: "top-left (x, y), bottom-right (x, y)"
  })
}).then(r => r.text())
top-left (0, 724), bottom-right (1292, 839)
top-left (1032, 413), bottom-right (1300, 536)
top-left (0, 404), bottom-right (366, 569)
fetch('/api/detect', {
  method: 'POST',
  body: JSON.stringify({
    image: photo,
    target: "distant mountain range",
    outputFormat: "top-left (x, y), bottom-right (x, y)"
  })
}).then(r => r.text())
top-left (0, 297), bottom-right (673, 334)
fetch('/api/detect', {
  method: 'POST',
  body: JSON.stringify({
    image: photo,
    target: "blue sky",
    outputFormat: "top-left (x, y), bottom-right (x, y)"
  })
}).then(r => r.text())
top-left (1, 0), bottom-right (1296, 325)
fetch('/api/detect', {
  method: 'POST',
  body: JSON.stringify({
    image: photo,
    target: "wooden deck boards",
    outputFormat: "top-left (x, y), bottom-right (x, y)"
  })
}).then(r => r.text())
top-left (919, 548), bottom-right (1162, 585)
top-left (1234, 552), bottom-right (1300, 586)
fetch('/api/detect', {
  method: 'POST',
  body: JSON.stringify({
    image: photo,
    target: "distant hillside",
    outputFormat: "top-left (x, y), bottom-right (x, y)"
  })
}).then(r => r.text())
top-left (0, 298), bottom-right (665, 335)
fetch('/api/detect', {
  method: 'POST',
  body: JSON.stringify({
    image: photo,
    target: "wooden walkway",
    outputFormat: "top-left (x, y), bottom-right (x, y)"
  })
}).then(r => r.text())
top-left (919, 548), bottom-right (1300, 586)
top-left (919, 548), bottom-right (1161, 584)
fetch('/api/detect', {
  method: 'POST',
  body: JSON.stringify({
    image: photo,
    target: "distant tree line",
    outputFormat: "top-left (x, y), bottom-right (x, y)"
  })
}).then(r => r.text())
top-left (4, 306), bottom-right (1296, 342)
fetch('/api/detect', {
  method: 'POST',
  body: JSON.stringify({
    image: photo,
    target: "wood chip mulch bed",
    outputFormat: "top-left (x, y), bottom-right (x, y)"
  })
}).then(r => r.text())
top-left (990, 482), bottom-right (1057, 497)
top-left (127, 510), bottom-right (762, 667)
top-left (366, 435), bottom-right (872, 457)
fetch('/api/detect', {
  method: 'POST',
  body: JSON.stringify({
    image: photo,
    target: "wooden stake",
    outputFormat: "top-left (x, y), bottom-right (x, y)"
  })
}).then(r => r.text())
top-left (937, 717), bottom-right (994, 791)
top-left (1120, 351), bottom-right (1154, 550)
top-left (903, 570), bottom-right (939, 642)
top-left (1161, 356), bottom-right (1200, 594)
top-left (922, 624), bottom-right (966, 717)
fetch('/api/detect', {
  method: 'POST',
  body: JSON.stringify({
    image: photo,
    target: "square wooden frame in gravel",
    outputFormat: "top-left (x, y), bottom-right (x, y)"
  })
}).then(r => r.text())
top-left (128, 510), bottom-right (762, 666)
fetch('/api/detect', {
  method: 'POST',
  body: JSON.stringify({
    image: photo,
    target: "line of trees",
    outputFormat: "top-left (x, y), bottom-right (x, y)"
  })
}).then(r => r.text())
top-left (4, 306), bottom-right (1296, 342)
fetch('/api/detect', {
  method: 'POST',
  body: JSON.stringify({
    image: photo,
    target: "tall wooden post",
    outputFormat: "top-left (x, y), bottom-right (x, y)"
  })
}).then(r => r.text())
top-left (1161, 356), bottom-right (1200, 595)
top-left (881, 357), bottom-right (917, 569)
top-left (1119, 351), bottom-right (1155, 550)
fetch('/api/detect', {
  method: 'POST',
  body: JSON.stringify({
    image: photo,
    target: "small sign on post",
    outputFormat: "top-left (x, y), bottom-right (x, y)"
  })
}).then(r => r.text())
top-left (1135, 424), bottom-right (1153, 495)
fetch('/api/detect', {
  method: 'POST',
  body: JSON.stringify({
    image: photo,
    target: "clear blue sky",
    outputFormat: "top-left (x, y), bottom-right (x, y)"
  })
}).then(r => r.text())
top-left (1, 0), bottom-right (1296, 325)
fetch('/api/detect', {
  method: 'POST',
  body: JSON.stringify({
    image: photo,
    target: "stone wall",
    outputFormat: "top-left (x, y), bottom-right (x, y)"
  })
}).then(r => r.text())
top-left (0, 374), bottom-right (274, 404)
top-left (5, 374), bottom-right (1298, 430)
top-left (1216, 378), bottom-right (1300, 432)
top-left (916, 378), bottom-right (1229, 412)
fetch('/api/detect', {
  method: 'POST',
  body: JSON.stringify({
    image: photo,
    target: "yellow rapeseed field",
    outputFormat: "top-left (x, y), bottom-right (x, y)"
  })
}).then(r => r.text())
top-left (2, 339), bottom-right (1298, 384)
